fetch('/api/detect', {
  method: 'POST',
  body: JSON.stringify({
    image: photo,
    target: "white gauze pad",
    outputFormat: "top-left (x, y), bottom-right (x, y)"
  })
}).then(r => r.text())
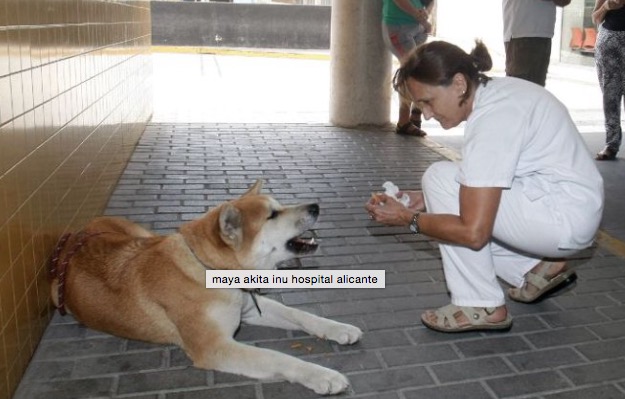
top-left (382, 181), bottom-right (410, 207)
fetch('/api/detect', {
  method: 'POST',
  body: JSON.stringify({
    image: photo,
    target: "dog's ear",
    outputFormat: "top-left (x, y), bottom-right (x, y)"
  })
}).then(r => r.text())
top-left (219, 204), bottom-right (242, 250)
top-left (242, 179), bottom-right (263, 197)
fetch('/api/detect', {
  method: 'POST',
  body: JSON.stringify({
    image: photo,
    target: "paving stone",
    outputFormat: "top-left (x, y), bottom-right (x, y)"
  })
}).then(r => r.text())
top-left (165, 385), bottom-right (256, 399)
top-left (539, 308), bottom-right (610, 328)
top-left (501, 315), bottom-right (549, 333)
top-left (455, 336), bottom-right (531, 358)
top-left (300, 255), bottom-right (360, 269)
top-left (322, 243), bottom-right (404, 256)
top-left (609, 290), bottom-right (625, 304)
top-left (320, 295), bottom-right (421, 317)
top-left (335, 329), bottom-right (411, 351)
top-left (72, 351), bottom-right (164, 377)
top-left (598, 305), bottom-right (625, 320)
top-left (504, 298), bottom-right (562, 317)
top-left (403, 382), bottom-right (495, 399)
top-left (36, 337), bottom-right (124, 360)
top-left (431, 356), bottom-right (513, 383)
top-left (486, 370), bottom-right (571, 398)
top-left (586, 319), bottom-right (625, 339)
top-left (553, 293), bottom-right (619, 310)
top-left (577, 265), bottom-right (625, 280)
top-left (105, 208), bottom-right (158, 216)
top-left (262, 380), bottom-right (343, 399)
top-left (379, 343), bottom-right (459, 367)
top-left (169, 347), bottom-right (194, 368)
top-left (506, 347), bottom-right (585, 372)
top-left (234, 325), bottom-right (289, 342)
top-left (212, 370), bottom-right (255, 384)
top-left (524, 326), bottom-right (599, 349)
top-left (349, 366), bottom-right (434, 393)
top-left (127, 213), bottom-right (180, 223)
top-left (349, 393), bottom-right (400, 399)
top-left (41, 322), bottom-right (90, 340)
top-left (117, 368), bottom-right (210, 395)
top-left (575, 337), bottom-right (625, 361)
top-left (543, 384), bottom-right (625, 399)
top-left (14, 377), bottom-right (114, 399)
top-left (561, 358), bottom-right (625, 385)
top-left (255, 336), bottom-right (335, 357)
top-left (407, 325), bottom-right (484, 344)
top-left (362, 309), bottom-right (424, 330)
top-left (572, 279), bottom-right (625, 295)
top-left (384, 270), bottom-right (433, 284)
top-left (18, 360), bottom-right (74, 381)
top-left (299, 351), bottom-right (383, 373)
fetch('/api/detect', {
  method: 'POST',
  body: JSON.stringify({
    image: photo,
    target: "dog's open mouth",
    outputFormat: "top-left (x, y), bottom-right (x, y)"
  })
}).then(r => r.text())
top-left (286, 233), bottom-right (318, 254)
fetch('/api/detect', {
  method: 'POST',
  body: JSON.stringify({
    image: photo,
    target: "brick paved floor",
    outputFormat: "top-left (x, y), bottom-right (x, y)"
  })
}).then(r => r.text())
top-left (14, 123), bottom-right (625, 399)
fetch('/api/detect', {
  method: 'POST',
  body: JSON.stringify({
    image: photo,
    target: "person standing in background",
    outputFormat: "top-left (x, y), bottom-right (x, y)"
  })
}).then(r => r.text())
top-left (503, 0), bottom-right (571, 87)
top-left (382, 0), bottom-right (435, 137)
top-left (592, 0), bottom-right (625, 161)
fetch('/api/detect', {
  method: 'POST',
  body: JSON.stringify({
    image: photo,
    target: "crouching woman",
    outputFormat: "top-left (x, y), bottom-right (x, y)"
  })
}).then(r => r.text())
top-left (365, 40), bottom-right (604, 333)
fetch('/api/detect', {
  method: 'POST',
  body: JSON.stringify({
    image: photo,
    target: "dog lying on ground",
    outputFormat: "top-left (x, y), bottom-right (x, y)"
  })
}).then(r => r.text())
top-left (49, 180), bottom-right (362, 395)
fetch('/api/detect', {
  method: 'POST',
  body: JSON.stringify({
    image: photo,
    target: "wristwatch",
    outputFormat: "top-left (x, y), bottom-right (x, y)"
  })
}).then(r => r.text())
top-left (409, 212), bottom-right (421, 234)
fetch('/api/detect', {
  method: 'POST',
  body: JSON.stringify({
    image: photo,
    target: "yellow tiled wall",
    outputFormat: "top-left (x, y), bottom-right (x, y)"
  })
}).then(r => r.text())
top-left (0, 1), bottom-right (153, 398)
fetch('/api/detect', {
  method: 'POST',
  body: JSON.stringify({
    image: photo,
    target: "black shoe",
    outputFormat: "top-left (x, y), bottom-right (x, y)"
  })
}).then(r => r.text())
top-left (395, 122), bottom-right (427, 137)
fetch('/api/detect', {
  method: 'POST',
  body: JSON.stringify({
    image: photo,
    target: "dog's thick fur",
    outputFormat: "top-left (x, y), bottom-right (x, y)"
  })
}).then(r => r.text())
top-left (50, 180), bottom-right (362, 395)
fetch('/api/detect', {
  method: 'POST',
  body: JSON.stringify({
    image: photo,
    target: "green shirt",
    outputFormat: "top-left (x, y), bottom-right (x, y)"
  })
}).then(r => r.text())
top-left (382, 0), bottom-right (425, 25)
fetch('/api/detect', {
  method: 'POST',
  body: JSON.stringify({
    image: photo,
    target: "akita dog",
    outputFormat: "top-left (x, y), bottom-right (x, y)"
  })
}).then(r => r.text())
top-left (49, 180), bottom-right (362, 395)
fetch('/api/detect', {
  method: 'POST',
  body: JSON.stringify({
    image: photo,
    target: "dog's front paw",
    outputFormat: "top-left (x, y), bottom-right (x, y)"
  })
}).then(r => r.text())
top-left (324, 322), bottom-right (363, 345)
top-left (304, 367), bottom-right (350, 395)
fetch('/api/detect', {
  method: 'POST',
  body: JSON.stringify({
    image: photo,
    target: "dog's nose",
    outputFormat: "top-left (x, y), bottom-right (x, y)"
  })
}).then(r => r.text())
top-left (308, 204), bottom-right (320, 217)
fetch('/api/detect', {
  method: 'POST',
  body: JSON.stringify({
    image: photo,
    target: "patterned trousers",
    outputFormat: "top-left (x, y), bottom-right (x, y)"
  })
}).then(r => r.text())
top-left (595, 26), bottom-right (625, 153)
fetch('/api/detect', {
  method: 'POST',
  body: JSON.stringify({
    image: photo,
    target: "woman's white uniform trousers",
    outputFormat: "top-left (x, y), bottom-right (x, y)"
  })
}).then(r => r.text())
top-left (421, 161), bottom-right (578, 308)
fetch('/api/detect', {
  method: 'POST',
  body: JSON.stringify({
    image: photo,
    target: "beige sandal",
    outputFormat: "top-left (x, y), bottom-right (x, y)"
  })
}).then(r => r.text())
top-left (508, 262), bottom-right (577, 303)
top-left (421, 304), bottom-right (512, 333)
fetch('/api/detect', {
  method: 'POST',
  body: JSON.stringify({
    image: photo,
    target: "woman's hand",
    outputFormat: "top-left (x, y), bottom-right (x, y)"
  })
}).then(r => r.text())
top-left (398, 190), bottom-right (426, 212)
top-left (365, 193), bottom-right (414, 226)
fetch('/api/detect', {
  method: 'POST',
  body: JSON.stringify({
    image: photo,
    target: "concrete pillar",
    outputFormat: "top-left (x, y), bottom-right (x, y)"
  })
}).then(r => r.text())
top-left (329, 0), bottom-right (392, 127)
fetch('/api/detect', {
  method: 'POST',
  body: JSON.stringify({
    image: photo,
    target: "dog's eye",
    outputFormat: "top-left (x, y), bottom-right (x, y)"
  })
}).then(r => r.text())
top-left (268, 210), bottom-right (279, 220)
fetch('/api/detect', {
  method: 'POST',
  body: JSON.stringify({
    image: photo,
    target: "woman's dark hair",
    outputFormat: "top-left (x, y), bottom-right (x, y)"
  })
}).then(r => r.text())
top-left (392, 40), bottom-right (492, 105)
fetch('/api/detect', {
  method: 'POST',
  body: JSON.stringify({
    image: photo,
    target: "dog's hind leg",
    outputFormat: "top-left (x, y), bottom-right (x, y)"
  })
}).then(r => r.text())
top-left (191, 337), bottom-right (351, 395)
top-left (241, 295), bottom-right (362, 345)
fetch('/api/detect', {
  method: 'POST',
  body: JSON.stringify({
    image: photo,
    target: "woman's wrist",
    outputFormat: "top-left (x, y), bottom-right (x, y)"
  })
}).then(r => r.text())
top-left (403, 208), bottom-right (414, 226)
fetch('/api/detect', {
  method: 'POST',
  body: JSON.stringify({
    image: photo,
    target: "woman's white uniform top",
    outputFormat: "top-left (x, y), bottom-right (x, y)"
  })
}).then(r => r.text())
top-left (457, 77), bottom-right (604, 250)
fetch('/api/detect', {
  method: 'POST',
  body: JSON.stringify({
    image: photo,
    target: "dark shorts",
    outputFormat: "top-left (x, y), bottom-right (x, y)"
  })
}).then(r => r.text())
top-left (504, 37), bottom-right (552, 87)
